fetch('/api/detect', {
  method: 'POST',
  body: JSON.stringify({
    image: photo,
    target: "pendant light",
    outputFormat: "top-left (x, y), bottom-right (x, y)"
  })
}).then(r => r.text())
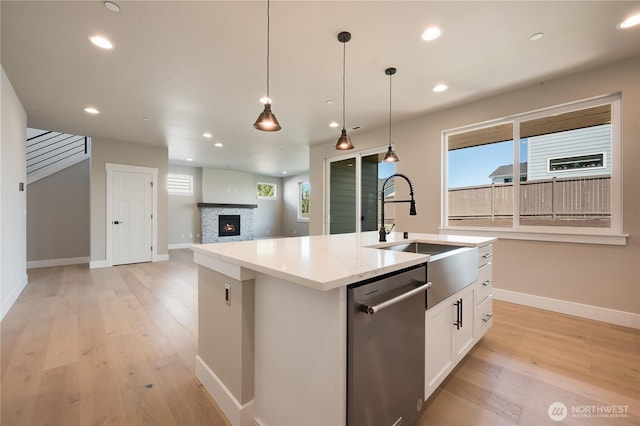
top-left (253, 0), bottom-right (281, 131)
top-left (335, 31), bottom-right (354, 150)
top-left (383, 67), bottom-right (399, 162)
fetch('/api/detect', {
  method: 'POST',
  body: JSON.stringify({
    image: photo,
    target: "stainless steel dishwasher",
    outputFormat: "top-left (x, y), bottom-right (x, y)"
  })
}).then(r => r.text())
top-left (347, 263), bottom-right (429, 426)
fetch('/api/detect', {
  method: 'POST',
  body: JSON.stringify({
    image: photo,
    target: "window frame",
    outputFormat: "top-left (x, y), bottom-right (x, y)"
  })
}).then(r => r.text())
top-left (547, 152), bottom-right (606, 173)
top-left (297, 182), bottom-right (310, 222)
top-left (167, 173), bottom-right (194, 196)
top-left (440, 94), bottom-right (627, 246)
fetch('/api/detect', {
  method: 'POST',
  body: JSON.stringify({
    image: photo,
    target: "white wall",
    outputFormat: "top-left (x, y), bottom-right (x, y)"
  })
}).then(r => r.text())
top-left (1, 66), bottom-right (28, 320)
top-left (168, 164), bottom-right (202, 248)
top-left (27, 159), bottom-right (90, 265)
top-left (310, 56), bottom-right (640, 319)
top-left (200, 168), bottom-right (283, 238)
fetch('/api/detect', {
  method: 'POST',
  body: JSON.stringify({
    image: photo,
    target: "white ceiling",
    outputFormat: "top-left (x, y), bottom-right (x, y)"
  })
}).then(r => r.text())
top-left (2, 1), bottom-right (639, 177)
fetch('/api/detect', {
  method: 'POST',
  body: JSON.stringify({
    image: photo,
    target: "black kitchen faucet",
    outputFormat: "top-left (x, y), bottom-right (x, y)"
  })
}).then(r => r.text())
top-left (379, 173), bottom-right (417, 242)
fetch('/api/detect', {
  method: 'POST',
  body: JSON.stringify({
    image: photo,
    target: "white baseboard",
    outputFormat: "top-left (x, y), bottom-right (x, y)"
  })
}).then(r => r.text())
top-left (493, 288), bottom-right (640, 329)
top-left (168, 243), bottom-right (198, 249)
top-left (1, 274), bottom-right (28, 321)
top-left (195, 355), bottom-right (254, 426)
top-left (89, 259), bottom-right (108, 269)
top-left (27, 256), bottom-right (89, 269)
top-left (90, 254), bottom-right (169, 269)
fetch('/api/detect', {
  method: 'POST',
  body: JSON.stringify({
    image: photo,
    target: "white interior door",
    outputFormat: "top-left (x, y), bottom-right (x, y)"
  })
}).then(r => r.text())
top-left (111, 170), bottom-right (153, 265)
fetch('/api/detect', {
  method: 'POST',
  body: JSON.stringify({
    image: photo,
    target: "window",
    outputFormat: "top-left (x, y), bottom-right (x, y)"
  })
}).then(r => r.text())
top-left (257, 182), bottom-right (277, 199)
top-left (167, 174), bottom-right (193, 195)
top-left (549, 152), bottom-right (605, 172)
top-left (298, 182), bottom-right (310, 222)
top-left (443, 95), bottom-right (623, 244)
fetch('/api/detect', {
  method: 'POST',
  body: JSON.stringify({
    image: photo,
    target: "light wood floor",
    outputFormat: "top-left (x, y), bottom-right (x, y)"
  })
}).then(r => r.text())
top-left (1, 249), bottom-right (638, 425)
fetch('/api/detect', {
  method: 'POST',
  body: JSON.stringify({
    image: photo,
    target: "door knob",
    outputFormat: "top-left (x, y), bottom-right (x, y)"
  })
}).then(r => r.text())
top-left (113, 220), bottom-right (123, 224)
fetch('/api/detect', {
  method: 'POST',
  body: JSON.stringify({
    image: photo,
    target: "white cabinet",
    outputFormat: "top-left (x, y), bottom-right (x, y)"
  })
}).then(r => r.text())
top-left (453, 287), bottom-right (475, 358)
top-left (474, 244), bottom-right (493, 340)
top-left (425, 283), bottom-right (474, 398)
top-left (425, 243), bottom-right (494, 400)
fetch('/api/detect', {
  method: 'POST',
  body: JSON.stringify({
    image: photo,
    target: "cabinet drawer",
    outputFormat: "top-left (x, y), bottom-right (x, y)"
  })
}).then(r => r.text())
top-left (474, 262), bottom-right (493, 306)
top-left (475, 295), bottom-right (493, 338)
top-left (478, 244), bottom-right (493, 268)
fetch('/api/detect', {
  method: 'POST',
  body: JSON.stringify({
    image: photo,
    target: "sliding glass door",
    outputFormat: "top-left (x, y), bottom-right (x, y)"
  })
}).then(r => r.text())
top-left (328, 150), bottom-right (395, 234)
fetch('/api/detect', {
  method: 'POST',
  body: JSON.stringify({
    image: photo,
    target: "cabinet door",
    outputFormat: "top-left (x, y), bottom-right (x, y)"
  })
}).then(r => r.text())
top-left (425, 301), bottom-right (453, 399)
top-left (452, 288), bottom-right (475, 359)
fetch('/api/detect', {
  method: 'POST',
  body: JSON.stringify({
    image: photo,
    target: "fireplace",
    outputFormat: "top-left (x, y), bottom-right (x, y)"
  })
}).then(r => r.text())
top-left (198, 203), bottom-right (256, 243)
top-left (218, 215), bottom-right (241, 237)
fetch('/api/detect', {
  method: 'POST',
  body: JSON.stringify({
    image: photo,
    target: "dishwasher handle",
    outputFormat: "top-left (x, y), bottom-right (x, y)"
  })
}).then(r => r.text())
top-left (360, 282), bottom-right (431, 315)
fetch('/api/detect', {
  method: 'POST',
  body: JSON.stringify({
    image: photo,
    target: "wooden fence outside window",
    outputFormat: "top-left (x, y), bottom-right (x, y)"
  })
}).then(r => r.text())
top-left (448, 175), bottom-right (611, 227)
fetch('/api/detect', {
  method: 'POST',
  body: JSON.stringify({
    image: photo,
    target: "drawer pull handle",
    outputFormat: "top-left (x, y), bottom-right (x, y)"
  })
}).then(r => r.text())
top-left (482, 280), bottom-right (493, 287)
top-left (482, 314), bottom-right (493, 323)
top-left (482, 253), bottom-right (493, 259)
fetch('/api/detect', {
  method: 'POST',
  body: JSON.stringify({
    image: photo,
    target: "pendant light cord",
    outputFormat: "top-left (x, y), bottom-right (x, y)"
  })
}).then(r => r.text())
top-left (266, 0), bottom-right (271, 100)
top-left (342, 39), bottom-right (346, 130)
top-left (388, 72), bottom-right (392, 144)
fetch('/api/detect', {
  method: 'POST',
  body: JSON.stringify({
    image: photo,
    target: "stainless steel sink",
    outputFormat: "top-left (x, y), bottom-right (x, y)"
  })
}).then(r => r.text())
top-left (378, 242), bottom-right (464, 258)
top-left (378, 242), bottom-right (479, 309)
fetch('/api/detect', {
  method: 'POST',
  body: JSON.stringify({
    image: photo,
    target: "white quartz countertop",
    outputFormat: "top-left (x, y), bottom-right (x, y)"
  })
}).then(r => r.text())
top-left (192, 231), bottom-right (496, 291)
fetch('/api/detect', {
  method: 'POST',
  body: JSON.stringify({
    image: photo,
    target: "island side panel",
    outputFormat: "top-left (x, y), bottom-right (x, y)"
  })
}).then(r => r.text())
top-left (197, 266), bottom-right (255, 405)
top-left (254, 273), bottom-right (347, 426)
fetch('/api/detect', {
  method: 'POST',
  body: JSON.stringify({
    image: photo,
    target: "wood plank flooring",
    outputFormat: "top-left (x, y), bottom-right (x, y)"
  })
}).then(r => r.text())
top-left (2, 249), bottom-right (638, 425)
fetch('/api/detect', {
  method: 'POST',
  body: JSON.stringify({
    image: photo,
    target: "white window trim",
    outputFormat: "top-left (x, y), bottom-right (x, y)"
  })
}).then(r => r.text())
top-left (167, 173), bottom-right (194, 195)
top-left (440, 94), bottom-right (628, 246)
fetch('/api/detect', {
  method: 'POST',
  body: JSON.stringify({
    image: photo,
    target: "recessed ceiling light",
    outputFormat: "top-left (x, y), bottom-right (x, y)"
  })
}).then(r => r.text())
top-left (329, 121), bottom-right (339, 128)
top-left (84, 107), bottom-right (100, 114)
top-left (618, 13), bottom-right (640, 29)
top-left (141, 117), bottom-right (150, 121)
top-left (282, 171), bottom-right (288, 175)
top-left (326, 100), bottom-right (334, 105)
top-left (186, 158), bottom-right (193, 162)
top-left (421, 26), bottom-right (442, 41)
top-left (530, 32), bottom-right (544, 41)
top-left (88, 35), bottom-right (113, 49)
top-left (104, 1), bottom-right (120, 12)
top-left (203, 132), bottom-right (213, 138)
top-left (214, 142), bottom-right (224, 147)
top-left (433, 83), bottom-right (448, 92)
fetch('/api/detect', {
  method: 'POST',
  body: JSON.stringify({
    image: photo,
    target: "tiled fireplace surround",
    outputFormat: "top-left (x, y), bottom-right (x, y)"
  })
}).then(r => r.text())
top-left (197, 203), bottom-right (257, 243)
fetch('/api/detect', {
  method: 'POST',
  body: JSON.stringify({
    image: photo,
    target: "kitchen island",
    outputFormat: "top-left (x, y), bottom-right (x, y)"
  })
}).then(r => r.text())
top-left (192, 231), bottom-right (495, 425)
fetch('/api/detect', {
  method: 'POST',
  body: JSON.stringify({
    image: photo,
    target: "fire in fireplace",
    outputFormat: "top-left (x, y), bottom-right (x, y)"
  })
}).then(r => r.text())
top-left (218, 215), bottom-right (241, 237)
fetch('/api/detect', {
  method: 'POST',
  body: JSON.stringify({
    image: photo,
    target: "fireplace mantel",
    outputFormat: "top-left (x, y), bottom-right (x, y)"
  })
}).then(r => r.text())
top-left (197, 203), bottom-right (257, 209)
